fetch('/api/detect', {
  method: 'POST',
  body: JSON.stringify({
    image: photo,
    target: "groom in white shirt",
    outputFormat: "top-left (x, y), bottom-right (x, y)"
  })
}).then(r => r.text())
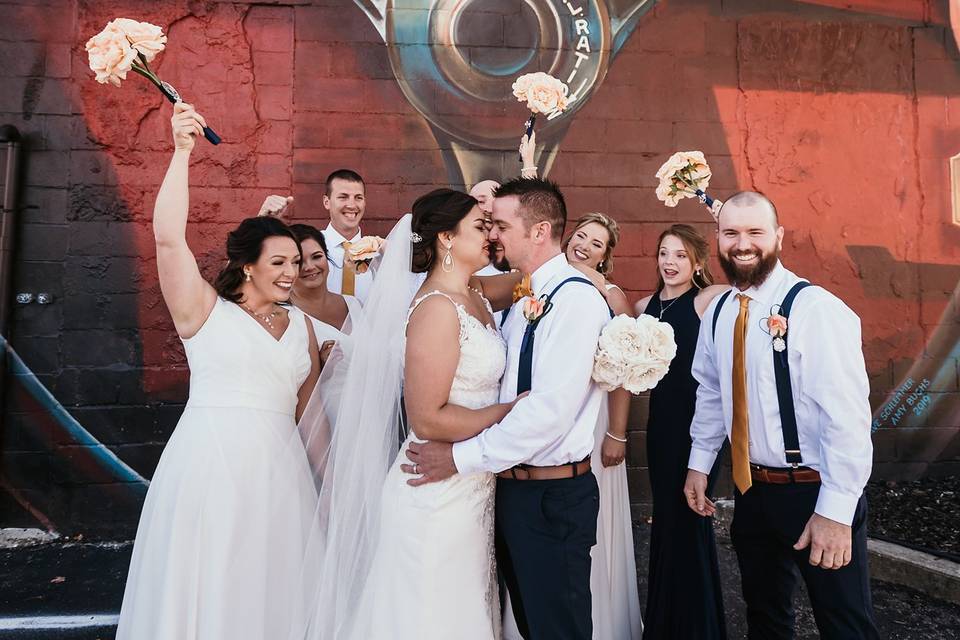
top-left (404, 178), bottom-right (610, 640)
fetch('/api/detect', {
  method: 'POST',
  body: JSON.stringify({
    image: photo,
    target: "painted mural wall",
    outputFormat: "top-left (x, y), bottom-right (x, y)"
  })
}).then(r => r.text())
top-left (0, 0), bottom-right (957, 537)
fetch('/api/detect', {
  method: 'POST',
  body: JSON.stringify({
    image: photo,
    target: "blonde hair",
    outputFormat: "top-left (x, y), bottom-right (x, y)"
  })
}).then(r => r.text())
top-left (655, 224), bottom-right (714, 290)
top-left (564, 212), bottom-right (620, 276)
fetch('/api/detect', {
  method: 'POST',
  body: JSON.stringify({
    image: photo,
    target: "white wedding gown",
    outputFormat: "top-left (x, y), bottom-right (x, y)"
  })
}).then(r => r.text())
top-left (349, 290), bottom-right (507, 640)
top-left (117, 298), bottom-right (318, 640)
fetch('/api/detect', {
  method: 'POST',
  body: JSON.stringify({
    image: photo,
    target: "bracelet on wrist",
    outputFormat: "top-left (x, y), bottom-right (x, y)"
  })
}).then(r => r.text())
top-left (605, 431), bottom-right (627, 443)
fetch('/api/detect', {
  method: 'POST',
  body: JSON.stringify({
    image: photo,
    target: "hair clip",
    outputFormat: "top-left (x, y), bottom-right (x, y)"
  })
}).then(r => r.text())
top-left (410, 232), bottom-right (423, 244)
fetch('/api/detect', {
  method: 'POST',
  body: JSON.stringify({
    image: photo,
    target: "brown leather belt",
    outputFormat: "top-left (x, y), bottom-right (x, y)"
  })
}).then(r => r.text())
top-left (497, 457), bottom-right (592, 481)
top-left (750, 464), bottom-right (821, 484)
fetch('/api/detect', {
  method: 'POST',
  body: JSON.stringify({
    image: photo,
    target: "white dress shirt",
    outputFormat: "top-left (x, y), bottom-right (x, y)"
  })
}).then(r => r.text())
top-left (474, 263), bottom-right (510, 326)
top-left (453, 254), bottom-right (611, 474)
top-left (688, 261), bottom-right (873, 525)
top-left (323, 224), bottom-right (375, 304)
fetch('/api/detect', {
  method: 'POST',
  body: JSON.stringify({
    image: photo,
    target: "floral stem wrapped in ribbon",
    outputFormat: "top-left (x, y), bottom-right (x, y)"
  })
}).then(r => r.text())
top-left (654, 151), bottom-right (720, 217)
top-left (86, 18), bottom-right (220, 145)
top-left (511, 72), bottom-right (570, 161)
top-left (592, 314), bottom-right (677, 394)
top-left (346, 236), bottom-right (386, 274)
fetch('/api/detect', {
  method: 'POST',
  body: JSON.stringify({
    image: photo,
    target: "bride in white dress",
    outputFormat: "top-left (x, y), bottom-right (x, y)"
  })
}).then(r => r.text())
top-left (117, 103), bottom-right (321, 639)
top-left (293, 190), bottom-right (521, 640)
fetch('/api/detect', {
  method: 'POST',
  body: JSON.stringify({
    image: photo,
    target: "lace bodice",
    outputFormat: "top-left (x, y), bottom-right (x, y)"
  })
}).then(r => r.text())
top-left (405, 290), bottom-right (506, 410)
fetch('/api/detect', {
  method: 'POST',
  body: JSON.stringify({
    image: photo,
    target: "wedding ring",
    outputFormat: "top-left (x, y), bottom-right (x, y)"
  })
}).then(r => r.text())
top-left (413, 463), bottom-right (419, 475)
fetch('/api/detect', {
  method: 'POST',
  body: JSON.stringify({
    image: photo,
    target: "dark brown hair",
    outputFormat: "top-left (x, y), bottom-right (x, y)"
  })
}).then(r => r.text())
top-left (324, 169), bottom-right (364, 196)
top-left (410, 189), bottom-right (478, 273)
top-left (289, 223), bottom-right (328, 254)
top-left (213, 217), bottom-right (301, 303)
top-left (493, 177), bottom-right (567, 242)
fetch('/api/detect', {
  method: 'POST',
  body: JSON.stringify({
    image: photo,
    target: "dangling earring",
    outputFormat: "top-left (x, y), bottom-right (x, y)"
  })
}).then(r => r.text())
top-left (693, 268), bottom-right (703, 289)
top-left (442, 243), bottom-right (454, 273)
top-left (245, 270), bottom-right (252, 282)
top-left (598, 261), bottom-right (605, 274)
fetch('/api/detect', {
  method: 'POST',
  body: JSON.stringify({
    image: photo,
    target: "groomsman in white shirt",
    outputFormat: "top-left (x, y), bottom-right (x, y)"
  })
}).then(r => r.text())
top-left (684, 191), bottom-right (879, 639)
top-left (255, 169), bottom-right (373, 303)
top-left (320, 169), bottom-right (373, 303)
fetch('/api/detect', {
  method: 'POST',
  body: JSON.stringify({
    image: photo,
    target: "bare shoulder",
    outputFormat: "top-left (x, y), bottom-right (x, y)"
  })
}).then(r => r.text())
top-left (634, 294), bottom-right (654, 317)
top-left (406, 292), bottom-right (461, 335)
top-left (605, 283), bottom-right (632, 316)
top-left (694, 284), bottom-right (730, 318)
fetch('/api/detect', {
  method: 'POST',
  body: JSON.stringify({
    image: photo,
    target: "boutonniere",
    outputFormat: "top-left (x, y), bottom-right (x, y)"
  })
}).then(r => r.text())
top-left (766, 312), bottom-right (788, 352)
top-left (512, 274), bottom-right (533, 303)
top-left (522, 296), bottom-right (553, 327)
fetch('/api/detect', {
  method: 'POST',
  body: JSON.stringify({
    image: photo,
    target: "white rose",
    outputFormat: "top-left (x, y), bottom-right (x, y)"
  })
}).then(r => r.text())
top-left (646, 320), bottom-right (677, 363)
top-left (597, 314), bottom-right (647, 360)
top-left (623, 360), bottom-right (670, 394)
top-left (592, 349), bottom-right (626, 392)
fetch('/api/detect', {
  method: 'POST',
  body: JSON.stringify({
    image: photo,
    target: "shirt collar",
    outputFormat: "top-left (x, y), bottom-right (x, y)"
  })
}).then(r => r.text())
top-left (323, 223), bottom-right (362, 249)
top-left (530, 253), bottom-right (568, 296)
top-left (740, 260), bottom-right (787, 305)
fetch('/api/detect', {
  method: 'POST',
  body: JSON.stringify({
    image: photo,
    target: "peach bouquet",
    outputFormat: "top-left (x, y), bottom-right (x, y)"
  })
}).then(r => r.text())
top-left (86, 18), bottom-right (220, 144)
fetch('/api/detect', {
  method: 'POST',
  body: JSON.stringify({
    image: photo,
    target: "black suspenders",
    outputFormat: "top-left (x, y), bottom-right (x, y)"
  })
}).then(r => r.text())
top-left (711, 281), bottom-right (811, 466)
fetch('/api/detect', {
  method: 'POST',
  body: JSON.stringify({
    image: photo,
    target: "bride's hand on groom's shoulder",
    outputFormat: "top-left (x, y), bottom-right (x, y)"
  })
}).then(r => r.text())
top-left (401, 441), bottom-right (457, 486)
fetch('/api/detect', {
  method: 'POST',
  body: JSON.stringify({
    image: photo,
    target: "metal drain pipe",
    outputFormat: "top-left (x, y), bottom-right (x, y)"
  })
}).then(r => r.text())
top-left (0, 124), bottom-right (22, 418)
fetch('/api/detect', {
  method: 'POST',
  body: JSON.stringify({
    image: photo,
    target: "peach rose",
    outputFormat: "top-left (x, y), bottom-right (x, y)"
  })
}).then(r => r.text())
top-left (767, 314), bottom-right (787, 337)
top-left (654, 151), bottom-right (713, 207)
top-left (513, 72), bottom-right (570, 115)
top-left (347, 235), bottom-right (385, 273)
top-left (85, 22), bottom-right (138, 87)
top-left (522, 297), bottom-right (546, 322)
top-left (113, 18), bottom-right (167, 63)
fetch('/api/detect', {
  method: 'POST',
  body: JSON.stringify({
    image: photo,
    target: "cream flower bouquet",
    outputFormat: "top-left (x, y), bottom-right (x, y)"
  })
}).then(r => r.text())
top-left (511, 71), bottom-right (570, 159)
top-left (592, 314), bottom-right (677, 394)
top-left (86, 18), bottom-right (220, 144)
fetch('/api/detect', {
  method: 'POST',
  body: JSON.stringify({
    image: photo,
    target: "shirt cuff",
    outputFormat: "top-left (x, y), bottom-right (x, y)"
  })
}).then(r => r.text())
top-left (814, 487), bottom-right (860, 526)
top-left (452, 438), bottom-right (483, 475)
top-left (688, 447), bottom-right (718, 476)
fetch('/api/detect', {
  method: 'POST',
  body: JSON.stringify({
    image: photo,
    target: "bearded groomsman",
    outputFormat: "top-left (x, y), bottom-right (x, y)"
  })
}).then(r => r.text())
top-left (684, 191), bottom-right (879, 639)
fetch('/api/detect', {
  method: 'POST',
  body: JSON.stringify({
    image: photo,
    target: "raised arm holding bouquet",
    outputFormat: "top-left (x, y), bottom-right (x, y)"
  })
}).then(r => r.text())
top-left (86, 18), bottom-right (221, 145)
top-left (511, 71), bottom-right (570, 162)
top-left (655, 151), bottom-right (720, 214)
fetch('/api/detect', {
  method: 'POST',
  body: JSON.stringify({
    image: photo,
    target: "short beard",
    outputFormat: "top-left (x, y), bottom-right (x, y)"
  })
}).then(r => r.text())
top-left (719, 247), bottom-right (779, 289)
top-left (488, 243), bottom-right (511, 272)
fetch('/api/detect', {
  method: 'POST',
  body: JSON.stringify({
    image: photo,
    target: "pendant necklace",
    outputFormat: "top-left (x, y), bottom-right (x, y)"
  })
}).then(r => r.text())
top-left (242, 303), bottom-right (282, 330)
top-left (658, 295), bottom-right (681, 320)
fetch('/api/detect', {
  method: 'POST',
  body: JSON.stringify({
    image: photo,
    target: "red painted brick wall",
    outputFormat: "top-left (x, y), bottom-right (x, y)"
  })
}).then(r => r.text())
top-left (1, 0), bottom-right (958, 534)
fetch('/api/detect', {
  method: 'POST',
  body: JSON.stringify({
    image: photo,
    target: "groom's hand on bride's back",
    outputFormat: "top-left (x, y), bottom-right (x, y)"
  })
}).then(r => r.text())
top-left (401, 441), bottom-right (457, 486)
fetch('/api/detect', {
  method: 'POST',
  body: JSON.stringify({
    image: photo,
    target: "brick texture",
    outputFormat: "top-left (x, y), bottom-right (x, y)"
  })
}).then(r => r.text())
top-left (0, 0), bottom-right (957, 536)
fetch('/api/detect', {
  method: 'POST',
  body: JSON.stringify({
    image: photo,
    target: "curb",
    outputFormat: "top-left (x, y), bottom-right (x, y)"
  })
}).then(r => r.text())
top-left (0, 528), bottom-right (59, 549)
top-left (711, 500), bottom-right (960, 605)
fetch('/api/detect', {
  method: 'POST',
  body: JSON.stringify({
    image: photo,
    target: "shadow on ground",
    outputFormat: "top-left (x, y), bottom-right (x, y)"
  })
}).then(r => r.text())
top-left (1, 522), bottom-right (959, 639)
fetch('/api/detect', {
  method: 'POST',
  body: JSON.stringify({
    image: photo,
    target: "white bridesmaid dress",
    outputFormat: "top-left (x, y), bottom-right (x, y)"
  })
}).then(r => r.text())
top-left (117, 298), bottom-right (318, 640)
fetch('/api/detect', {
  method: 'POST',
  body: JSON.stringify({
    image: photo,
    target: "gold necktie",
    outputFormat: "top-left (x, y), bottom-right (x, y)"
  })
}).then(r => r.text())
top-left (732, 293), bottom-right (752, 494)
top-left (340, 241), bottom-right (356, 296)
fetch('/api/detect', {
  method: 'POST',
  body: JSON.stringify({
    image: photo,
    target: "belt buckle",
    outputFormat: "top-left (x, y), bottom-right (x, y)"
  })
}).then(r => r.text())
top-left (511, 465), bottom-right (530, 480)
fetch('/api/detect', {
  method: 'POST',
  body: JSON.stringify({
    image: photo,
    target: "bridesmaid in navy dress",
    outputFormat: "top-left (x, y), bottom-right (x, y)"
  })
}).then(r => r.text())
top-left (635, 224), bottom-right (728, 640)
